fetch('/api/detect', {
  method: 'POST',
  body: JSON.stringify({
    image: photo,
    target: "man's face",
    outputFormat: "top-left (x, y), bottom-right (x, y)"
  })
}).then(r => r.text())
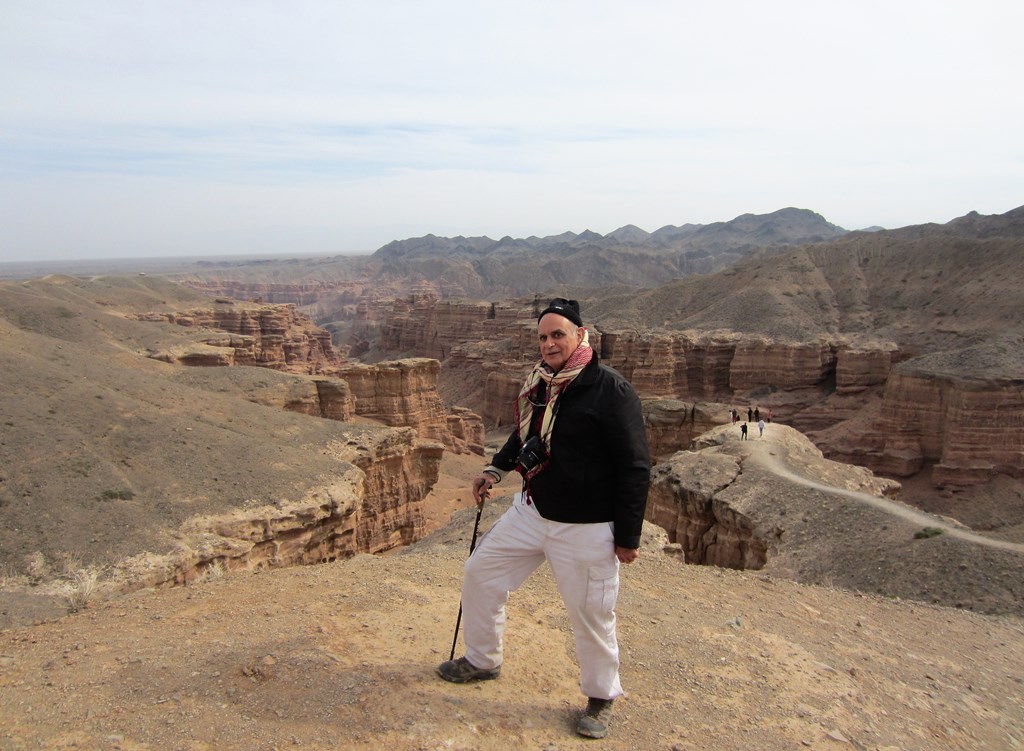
top-left (537, 313), bottom-right (584, 372)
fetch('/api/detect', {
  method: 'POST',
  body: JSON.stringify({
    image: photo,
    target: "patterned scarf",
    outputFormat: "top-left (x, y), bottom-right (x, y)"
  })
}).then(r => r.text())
top-left (513, 329), bottom-right (593, 480)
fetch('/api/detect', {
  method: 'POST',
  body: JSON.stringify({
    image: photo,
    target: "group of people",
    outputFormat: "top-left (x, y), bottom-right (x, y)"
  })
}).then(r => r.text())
top-left (739, 418), bottom-right (766, 439)
top-left (732, 405), bottom-right (770, 439)
top-left (731, 405), bottom-right (770, 424)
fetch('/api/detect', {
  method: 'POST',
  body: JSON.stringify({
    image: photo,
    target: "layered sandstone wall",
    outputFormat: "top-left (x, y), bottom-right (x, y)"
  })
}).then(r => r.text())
top-left (239, 375), bottom-right (357, 421)
top-left (817, 368), bottom-right (1024, 487)
top-left (379, 297), bottom-right (495, 359)
top-left (730, 339), bottom-right (837, 392)
top-left (137, 302), bottom-right (342, 374)
top-left (600, 330), bottom-right (839, 408)
top-left (120, 427), bottom-right (442, 587)
top-left (643, 399), bottom-right (727, 459)
top-left (139, 302), bottom-right (484, 455)
top-left (481, 363), bottom-right (534, 428)
top-left (175, 280), bottom-right (335, 305)
top-left (339, 358), bottom-right (484, 453)
top-left (646, 452), bottom-right (768, 570)
top-left (352, 294), bottom-right (1020, 488)
top-left (873, 371), bottom-right (1024, 486)
top-left (836, 346), bottom-right (896, 394)
top-left (933, 379), bottom-right (1024, 485)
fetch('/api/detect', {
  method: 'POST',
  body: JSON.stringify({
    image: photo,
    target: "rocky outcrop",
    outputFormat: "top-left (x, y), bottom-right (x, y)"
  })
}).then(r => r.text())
top-left (869, 370), bottom-right (1022, 486)
top-left (322, 292), bottom-right (1019, 489)
top-left (137, 301), bottom-right (343, 374)
top-left (811, 344), bottom-right (1024, 487)
top-left (238, 376), bottom-right (356, 421)
top-left (339, 358), bottom-right (483, 454)
top-left (835, 344), bottom-right (897, 394)
top-left (116, 426), bottom-right (443, 586)
top-left (343, 427), bottom-right (444, 553)
top-left (139, 302), bottom-right (483, 455)
top-left (646, 424), bottom-right (904, 573)
top-left (447, 406), bottom-right (486, 455)
top-left (481, 362), bottom-right (533, 428)
top-left (177, 280), bottom-right (348, 306)
top-left (647, 449), bottom-right (768, 570)
top-left (932, 378), bottom-right (1024, 485)
top-left (643, 399), bottom-right (728, 459)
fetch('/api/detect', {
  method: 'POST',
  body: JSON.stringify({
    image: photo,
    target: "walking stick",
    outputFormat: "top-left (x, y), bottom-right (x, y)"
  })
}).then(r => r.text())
top-left (449, 503), bottom-right (484, 661)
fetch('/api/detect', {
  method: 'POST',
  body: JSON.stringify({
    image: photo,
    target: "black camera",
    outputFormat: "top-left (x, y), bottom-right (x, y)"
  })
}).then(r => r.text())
top-left (518, 435), bottom-right (547, 472)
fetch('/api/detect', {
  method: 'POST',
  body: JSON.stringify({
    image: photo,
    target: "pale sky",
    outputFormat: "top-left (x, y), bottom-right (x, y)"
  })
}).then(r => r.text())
top-left (1, 0), bottom-right (1022, 262)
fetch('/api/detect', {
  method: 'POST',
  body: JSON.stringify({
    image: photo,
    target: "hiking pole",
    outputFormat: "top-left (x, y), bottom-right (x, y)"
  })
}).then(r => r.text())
top-left (449, 503), bottom-right (484, 661)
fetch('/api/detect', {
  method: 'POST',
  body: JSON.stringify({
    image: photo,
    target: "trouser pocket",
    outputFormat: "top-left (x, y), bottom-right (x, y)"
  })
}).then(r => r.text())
top-left (585, 562), bottom-right (619, 613)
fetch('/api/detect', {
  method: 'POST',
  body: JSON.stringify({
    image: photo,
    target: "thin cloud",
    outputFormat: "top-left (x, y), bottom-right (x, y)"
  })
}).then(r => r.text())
top-left (1, 0), bottom-right (1022, 261)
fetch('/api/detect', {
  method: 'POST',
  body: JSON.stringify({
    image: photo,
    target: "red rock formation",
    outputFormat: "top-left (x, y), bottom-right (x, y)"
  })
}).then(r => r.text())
top-left (127, 427), bottom-right (442, 585)
top-left (730, 338), bottom-right (837, 392)
top-left (643, 399), bottom-right (728, 459)
top-left (813, 363), bottom-right (1024, 488)
top-left (646, 450), bottom-right (768, 570)
top-left (137, 301), bottom-right (343, 374)
top-left (345, 428), bottom-right (443, 552)
top-left (481, 362), bottom-right (533, 428)
top-left (138, 303), bottom-right (483, 455)
top-left (447, 406), bottom-right (486, 455)
top-left (872, 370), bottom-right (1024, 486)
top-left (836, 345), bottom-right (897, 394)
top-left (933, 379), bottom-right (1024, 485)
top-left (178, 280), bottom-right (371, 307)
top-left (321, 293), bottom-right (1020, 489)
top-left (339, 358), bottom-right (483, 454)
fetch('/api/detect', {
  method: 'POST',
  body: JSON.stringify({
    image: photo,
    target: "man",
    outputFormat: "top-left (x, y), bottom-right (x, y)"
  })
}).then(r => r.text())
top-left (436, 298), bottom-right (651, 740)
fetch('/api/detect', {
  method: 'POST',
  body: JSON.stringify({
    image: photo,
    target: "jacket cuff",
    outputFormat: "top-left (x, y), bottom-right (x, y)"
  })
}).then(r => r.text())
top-left (614, 534), bottom-right (641, 550)
top-left (482, 466), bottom-right (506, 483)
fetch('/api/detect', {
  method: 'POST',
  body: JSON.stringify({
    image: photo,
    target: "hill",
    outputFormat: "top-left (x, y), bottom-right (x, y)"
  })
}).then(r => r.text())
top-left (582, 205), bottom-right (1024, 354)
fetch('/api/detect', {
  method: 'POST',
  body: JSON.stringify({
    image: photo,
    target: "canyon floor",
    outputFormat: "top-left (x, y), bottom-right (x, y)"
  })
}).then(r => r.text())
top-left (2, 444), bottom-right (1023, 751)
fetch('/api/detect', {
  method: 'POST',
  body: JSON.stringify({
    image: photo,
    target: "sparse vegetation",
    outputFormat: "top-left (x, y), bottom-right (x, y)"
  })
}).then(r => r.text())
top-left (200, 559), bottom-right (228, 582)
top-left (98, 489), bottom-right (134, 501)
top-left (58, 567), bottom-right (100, 613)
top-left (25, 551), bottom-right (50, 584)
top-left (914, 526), bottom-right (944, 539)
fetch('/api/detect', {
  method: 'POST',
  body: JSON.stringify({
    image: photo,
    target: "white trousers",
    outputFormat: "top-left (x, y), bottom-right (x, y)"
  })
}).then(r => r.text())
top-left (461, 492), bottom-right (623, 700)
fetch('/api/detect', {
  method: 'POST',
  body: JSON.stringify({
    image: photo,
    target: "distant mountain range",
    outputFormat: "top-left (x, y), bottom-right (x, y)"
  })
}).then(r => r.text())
top-left (369, 207), bottom-right (848, 295)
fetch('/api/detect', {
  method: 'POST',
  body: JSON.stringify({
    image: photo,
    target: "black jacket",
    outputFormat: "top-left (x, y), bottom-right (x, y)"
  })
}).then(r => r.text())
top-left (491, 355), bottom-right (651, 549)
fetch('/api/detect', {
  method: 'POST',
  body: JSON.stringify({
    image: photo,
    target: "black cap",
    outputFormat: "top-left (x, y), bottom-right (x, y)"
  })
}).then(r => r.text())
top-left (538, 298), bottom-right (582, 327)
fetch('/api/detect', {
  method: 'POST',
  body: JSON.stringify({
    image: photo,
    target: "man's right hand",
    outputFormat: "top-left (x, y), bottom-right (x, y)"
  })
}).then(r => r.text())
top-left (472, 475), bottom-right (494, 507)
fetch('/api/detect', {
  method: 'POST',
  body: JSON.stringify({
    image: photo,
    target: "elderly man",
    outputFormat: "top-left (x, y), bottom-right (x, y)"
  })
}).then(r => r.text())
top-left (437, 298), bottom-right (651, 740)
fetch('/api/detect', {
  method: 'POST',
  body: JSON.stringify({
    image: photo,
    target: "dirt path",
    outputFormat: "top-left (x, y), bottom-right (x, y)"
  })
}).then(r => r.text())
top-left (749, 441), bottom-right (1024, 554)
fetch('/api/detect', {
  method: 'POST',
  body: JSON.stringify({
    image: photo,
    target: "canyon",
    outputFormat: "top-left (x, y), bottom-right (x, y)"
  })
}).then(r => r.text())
top-left (173, 206), bottom-right (1024, 500)
top-left (2, 205), bottom-right (1023, 631)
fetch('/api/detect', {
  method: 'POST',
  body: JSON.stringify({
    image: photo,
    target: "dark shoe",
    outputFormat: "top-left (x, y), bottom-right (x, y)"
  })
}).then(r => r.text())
top-left (436, 656), bottom-right (500, 684)
top-left (576, 697), bottom-right (614, 738)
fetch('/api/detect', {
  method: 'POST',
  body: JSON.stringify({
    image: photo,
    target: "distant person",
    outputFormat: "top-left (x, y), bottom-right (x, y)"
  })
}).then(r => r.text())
top-left (766, 408), bottom-right (772, 424)
top-left (747, 407), bottom-right (753, 422)
top-left (754, 407), bottom-right (760, 423)
top-left (758, 418), bottom-right (765, 437)
top-left (731, 408), bottom-right (738, 423)
top-left (741, 422), bottom-right (748, 440)
top-left (437, 298), bottom-right (651, 740)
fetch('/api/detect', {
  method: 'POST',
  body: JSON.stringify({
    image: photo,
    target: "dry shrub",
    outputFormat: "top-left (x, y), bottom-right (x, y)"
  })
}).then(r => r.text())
top-left (58, 568), bottom-right (100, 613)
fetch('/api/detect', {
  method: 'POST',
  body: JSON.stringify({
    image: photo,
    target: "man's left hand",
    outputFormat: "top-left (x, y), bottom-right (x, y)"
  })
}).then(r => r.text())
top-left (615, 546), bottom-right (639, 564)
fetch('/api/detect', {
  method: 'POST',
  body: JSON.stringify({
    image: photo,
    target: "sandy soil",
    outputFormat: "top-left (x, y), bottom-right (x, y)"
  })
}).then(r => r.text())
top-left (2, 445), bottom-right (1023, 751)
